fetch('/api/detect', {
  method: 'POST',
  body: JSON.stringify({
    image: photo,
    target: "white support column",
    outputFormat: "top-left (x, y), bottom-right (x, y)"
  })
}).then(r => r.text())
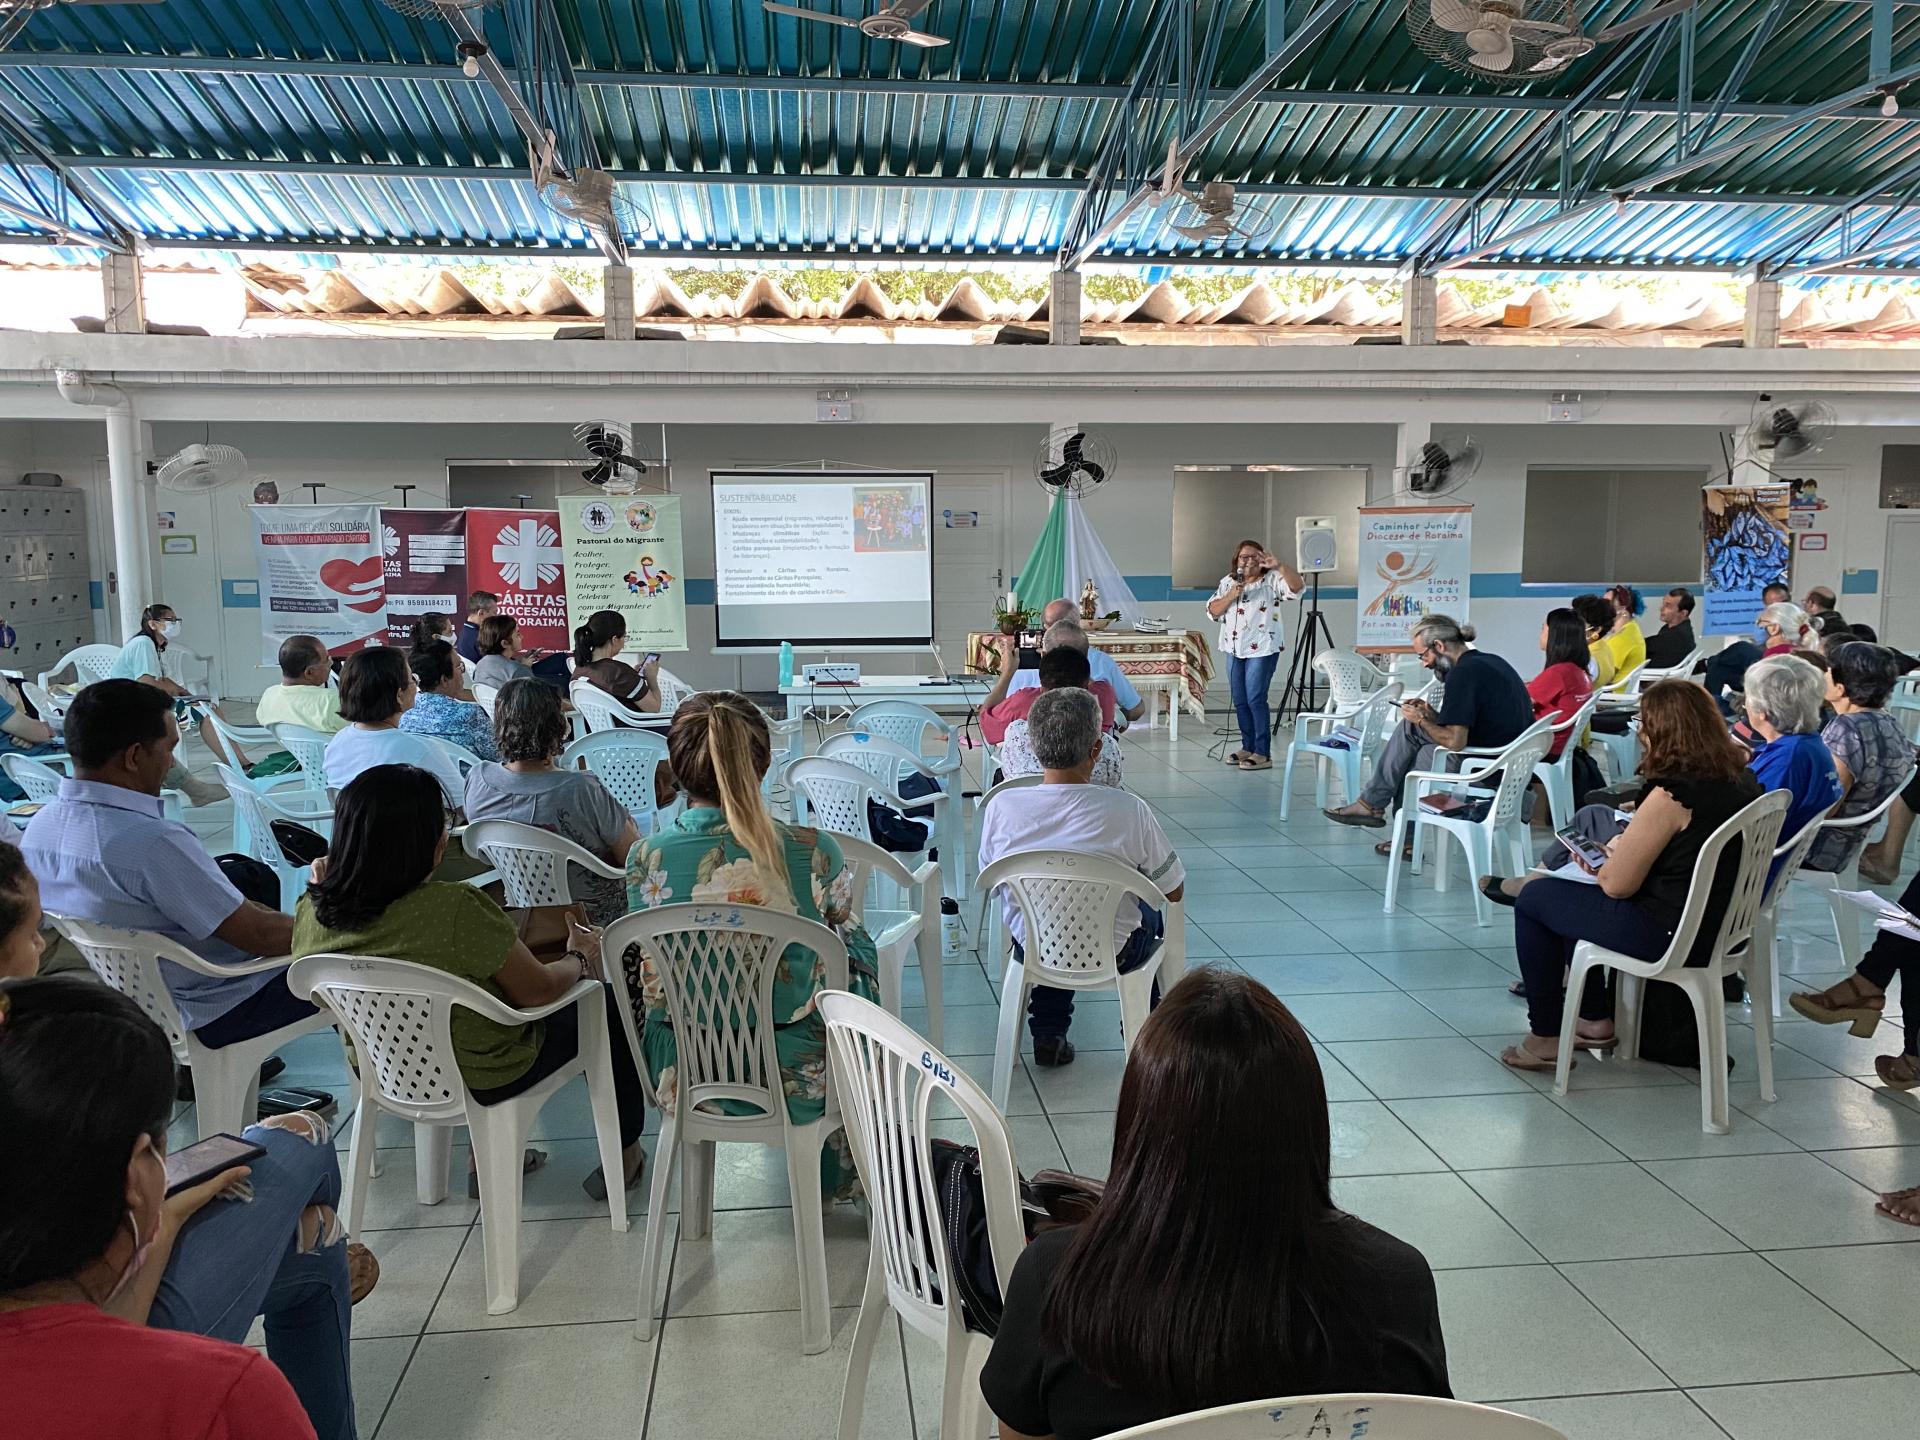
top-left (102, 251), bottom-right (146, 335)
top-left (1049, 269), bottom-right (1082, 346)
top-left (604, 263), bottom-right (635, 340)
top-left (1401, 273), bottom-right (1438, 346)
top-left (1744, 277), bottom-right (1782, 349)
top-left (105, 403), bottom-right (148, 638)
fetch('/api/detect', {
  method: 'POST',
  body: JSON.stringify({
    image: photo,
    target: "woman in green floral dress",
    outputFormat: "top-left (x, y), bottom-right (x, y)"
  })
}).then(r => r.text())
top-left (623, 690), bottom-right (879, 1198)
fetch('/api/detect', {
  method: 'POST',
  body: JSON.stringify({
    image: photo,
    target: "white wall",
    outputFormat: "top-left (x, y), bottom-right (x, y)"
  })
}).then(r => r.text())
top-left (2, 352), bottom-right (1913, 702)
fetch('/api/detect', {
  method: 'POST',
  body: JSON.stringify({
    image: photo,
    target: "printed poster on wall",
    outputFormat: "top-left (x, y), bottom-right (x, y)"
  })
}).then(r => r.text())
top-left (557, 493), bottom-right (688, 653)
top-left (1356, 505), bottom-right (1472, 652)
top-left (464, 508), bottom-right (570, 659)
top-left (1701, 482), bottom-right (1793, 635)
top-left (381, 509), bottom-right (468, 645)
top-left (249, 504), bottom-right (387, 663)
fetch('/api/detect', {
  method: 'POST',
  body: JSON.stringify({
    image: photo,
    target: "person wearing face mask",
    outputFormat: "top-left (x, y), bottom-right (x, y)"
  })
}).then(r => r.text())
top-left (1206, 538), bottom-right (1304, 771)
top-left (105, 603), bottom-right (245, 798)
top-left (0, 975), bottom-right (370, 1440)
top-left (1325, 614), bottom-right (1533, 843)
top-left (1701, 581), bottom-right (1792, 710)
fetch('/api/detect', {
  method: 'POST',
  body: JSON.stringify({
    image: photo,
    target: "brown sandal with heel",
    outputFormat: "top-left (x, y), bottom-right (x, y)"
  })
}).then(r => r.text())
top-left (1786, 975), bottom-right (1887, 1038)
top-left (1876, 1054), bottom-right (1920, 1091)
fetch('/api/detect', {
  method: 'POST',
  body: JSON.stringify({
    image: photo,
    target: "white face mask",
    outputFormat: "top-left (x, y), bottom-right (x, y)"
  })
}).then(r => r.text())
top-left (159, 620), bottom-right (182, 640)
top-left (104, 1140), bottom-right (162, 1304)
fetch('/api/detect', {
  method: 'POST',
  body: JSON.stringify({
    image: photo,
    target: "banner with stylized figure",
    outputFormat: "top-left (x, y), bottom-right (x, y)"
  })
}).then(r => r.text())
top-left (381, 509), bottom-right (468, 645)
top-left (1356, 505), bottom-right (1472, 651)
top-left (1701, 483), bottom-right (1793, 635)
top-left (557, 493), bottom-right (688, 652)
top-left (250, 503), bottom-right (387, 662)
top-left (464, 508), bottom-right (570, 660)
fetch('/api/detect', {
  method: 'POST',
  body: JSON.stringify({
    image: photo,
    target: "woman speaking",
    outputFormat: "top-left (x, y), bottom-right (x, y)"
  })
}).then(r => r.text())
top-left (1207, 538), bottom-right (1303, 771)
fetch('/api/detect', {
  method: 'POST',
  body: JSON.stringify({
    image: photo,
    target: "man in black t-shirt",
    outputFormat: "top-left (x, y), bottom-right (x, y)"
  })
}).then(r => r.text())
top-left (1645, 587), bottom-right (1698, 670)
top-left (1326, 613), bottom-right (1534, 827)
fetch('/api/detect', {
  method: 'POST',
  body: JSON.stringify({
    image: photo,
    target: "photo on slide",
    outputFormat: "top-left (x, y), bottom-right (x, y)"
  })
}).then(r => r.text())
top-left (851, 485), bottom-right (927, 553)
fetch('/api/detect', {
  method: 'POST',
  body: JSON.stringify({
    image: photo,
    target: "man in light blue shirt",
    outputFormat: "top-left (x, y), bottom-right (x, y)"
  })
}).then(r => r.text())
top-left (1005, 601), bottom-right (1146, 722)
top-left (22, 679), bottom-right (312, 1046)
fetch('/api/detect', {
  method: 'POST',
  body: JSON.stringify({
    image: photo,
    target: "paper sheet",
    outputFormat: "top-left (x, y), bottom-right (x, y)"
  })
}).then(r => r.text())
top-left (1833, 888), bottom-right (1920, 943)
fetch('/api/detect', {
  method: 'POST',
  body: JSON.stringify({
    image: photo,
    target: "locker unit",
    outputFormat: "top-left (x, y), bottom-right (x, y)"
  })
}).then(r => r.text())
top-left (0, 486), bottom-right (94, 676)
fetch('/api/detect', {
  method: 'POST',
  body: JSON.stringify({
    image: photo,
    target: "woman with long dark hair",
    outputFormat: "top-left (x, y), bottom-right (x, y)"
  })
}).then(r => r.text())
top-left (291, 763), bottom-right (649, 1201)
top-left (571, 608), bottom-right (661, 714)
top-left (980, 968), bottom-right (1447, 1439)
top-left (1527, 606), bottom-right (1594, 759)
top-left (0, 975), bottom-right (370, 1439)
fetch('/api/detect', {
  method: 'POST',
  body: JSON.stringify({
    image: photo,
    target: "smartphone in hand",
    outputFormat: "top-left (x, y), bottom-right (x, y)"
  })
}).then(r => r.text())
top-left (164, 1133), bottom-right (268, 1197)
top-left (1555, 828), bottom-right (1611, 872)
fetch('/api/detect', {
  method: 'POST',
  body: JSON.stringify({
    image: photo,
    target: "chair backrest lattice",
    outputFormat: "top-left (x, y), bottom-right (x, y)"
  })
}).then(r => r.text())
top-left (1, 753), bottom-right (62, 803)
top-left (791, 757), bottom-right (892, 842)
top-left (562, 729), bottom-right (670, 825)
top-left (977, 850), bottom-right (1168, 981)
top-left (1482, 723), bottom-right (1556, 828)
top-left (48, 916), bottom-right (191, 1061)
top-left (290, 956), bottom-right (472, 1120)
top-left (1312, 649), bottom-right (1388, 711)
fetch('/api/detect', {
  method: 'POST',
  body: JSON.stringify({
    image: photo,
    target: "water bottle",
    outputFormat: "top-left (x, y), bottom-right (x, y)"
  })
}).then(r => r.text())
top-left (778, 640), bottom-right (794, 687)
top-left (940, 897), bottom-right (962, 958)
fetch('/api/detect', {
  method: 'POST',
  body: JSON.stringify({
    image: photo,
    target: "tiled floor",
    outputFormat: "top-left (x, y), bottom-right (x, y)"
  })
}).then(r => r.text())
top-left (163, 718), bottom-right (1920, 1439)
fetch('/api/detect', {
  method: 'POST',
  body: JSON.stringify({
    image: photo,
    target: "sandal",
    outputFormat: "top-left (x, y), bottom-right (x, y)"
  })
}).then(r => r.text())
top-left (1787, 975), bottom-right (1887, 1038)
top-left (347, 1242), bottom-right (380, 1304)
top-left (1374, 838), bottom-right (1414, 861)
top-left (1876, 1054), bottom-right (1920, 1091)
top-left (583, 1150), bottom-right (648, 1203)
top-left (1480, 877), bottom-right (1519, 909)
top-left (1226, 750), bottom-right (1250, 765)
top-left (1508, 979), bottom-right (1526, 997)
top-left (1326, 803), bottom-right (1387, 830)
top-left (467, 1147), bottom-right (548, 1200)
top-left (1501, 1043), bottom-right (1571, 1073)
top-left (1876, 1184), bottom-right (1920, 1228)
top-left (1237, 755), bottom-right (1273, 771)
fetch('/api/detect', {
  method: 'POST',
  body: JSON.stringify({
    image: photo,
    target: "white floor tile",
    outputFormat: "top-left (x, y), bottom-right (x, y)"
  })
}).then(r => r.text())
top-left (665, 1204), bottom-right (869, 1319)
top-left (353, 1227), bottom-right (472, 1339)
top-left (1327, 1100), bottom-right (1448, 1177)
top-left (1687, 1372), bottom-right (1920, 1439)
top-left (1332, 1172), bottom-right (1540, 1269)
top-left (1731, 1076), bottom-right (1920, 1149)
top-left (376, 1323), bottom-right (653, 1440)
top-left (1434, 1265), bottom-right (1668, 1402)
top-left (1513, 1389), bottom-right (1724, 1440)
top-left (1463, 1163), bottom-right (1743, 1262)
top-left (1326, 1037), bottom-right (1537, 1100)
top-left (1643, 1152), bottom-right (1901, 1249)
top-left (1762, 1241), bottom-right (1920, 1366)
top-left (352, 1336), bottom-right (413, 1438)
top-left (1388, 1094), bottom-right (1624, 1170)
top-left (427, 1214), bottom-right (644, 1331)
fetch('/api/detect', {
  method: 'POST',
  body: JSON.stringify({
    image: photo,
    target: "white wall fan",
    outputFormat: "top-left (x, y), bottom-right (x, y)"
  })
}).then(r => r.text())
top-left (761, 0), bottom-right (950, 47)
top-left (1406, 0), bottom-right (1700, 81)
top-left (152, 444), bottom-right (248, 494)
top-left (1745, 398), bottom-right (1837, 462)
top-left (1403, 437), bottom-right (1482, 498)
top-left (1146, 144), bottom-right (1270, 245)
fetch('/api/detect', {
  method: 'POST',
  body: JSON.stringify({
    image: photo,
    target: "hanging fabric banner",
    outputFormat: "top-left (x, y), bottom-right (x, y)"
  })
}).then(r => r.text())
top-left (249, 503), bottom-right (387, 662)
top-left (464, 508), bottom-right (570, 660)
top-left (1011, 491), bottom-right (1142, 624)
top-left (380, 508), bottom-right (468, 645)
top-left (1356, 505), bottom-right (1472, 652)
top-left (556, 493), bottom-right (688, 652)
top-left (1701, 482), bottom-right (1793, 635)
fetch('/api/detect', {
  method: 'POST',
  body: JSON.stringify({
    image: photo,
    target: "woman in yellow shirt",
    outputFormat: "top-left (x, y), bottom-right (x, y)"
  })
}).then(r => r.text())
top-left (1572, 594), bottom-right (1619, 688)
top-left (1594, 584), bottom-right (1648, 689)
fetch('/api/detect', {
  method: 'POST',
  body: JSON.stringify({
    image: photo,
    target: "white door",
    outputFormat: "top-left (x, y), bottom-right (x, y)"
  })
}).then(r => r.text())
top-left (931, 472), bottom-right (1007, 668)
top-left (1885, 516), bottom-right (1920, 651)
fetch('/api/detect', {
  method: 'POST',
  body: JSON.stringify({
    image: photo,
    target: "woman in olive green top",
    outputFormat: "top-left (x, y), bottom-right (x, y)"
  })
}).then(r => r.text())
top-left (291, 763), bottom-right (649, 1202)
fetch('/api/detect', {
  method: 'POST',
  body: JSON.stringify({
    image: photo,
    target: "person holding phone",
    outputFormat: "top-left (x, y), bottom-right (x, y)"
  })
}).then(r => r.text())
top-left (1497, 681), bottom-right (1762, 1073)
top-left (0, 975), bottom-right (371, 1440)
top-left (1207, 538), bottom-right (1304, 771)
top-left (570, 608), bottom-right (662, 715)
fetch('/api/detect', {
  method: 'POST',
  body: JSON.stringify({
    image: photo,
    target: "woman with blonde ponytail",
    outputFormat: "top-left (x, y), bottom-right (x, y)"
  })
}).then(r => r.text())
top-left (625, 691), bottom-right (879, 1198)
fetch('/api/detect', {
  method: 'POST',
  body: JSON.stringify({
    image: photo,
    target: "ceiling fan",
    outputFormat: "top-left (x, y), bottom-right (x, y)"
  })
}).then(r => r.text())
top-left (1407, 0), bottom-right (1701, 82)
top-left (1146, 143), bottom-right (1267, 245)
top-left (761, 0), bottom-right (951, 48)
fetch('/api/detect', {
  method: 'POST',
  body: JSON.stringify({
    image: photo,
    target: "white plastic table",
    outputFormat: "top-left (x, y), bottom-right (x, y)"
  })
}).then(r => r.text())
top-left (779, 673), bottom-right (990, 726)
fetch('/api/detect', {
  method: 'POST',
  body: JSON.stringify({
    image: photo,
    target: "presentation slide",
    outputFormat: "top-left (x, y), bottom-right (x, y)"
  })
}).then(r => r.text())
top-left (712, 471), bottom-right (935, 648)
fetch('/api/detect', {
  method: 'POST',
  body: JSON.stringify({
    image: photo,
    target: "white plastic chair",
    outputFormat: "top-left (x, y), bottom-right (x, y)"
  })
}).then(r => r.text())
top-left (603, 902), bottom-right (848, 1354)
top-left (50, 915), bottom-right (333, 1140)
top-left (968, 773), bottom-right (1044, 947)
top-left (1892, 693), bottom-right (1920, 747)
top-left (194, 705), bottom-right (296, 793)
top-left (1102, 1394), bottom-right (1567, 1439)
top-left (290, 953), bottom-right (628, 1313)
top-left (1750, 814), bottom-right (1828, 1021)
top-left (1554, 789), bottom-right (1790, 1134)
top-left (792, 755), bottom-right (948, 906)
top-left (472, 683), bottom-right (500, 720)
top-left (213, 763), bottom-right (333, 912)
top-left (1385, 721), bottom-right (1555, 927)
top-left (37, 641), bottom-right (120, 691)
top-left (562, 727), bottom-right (674, 834)
top-left (977, 849), bottom-right (1183, 1111)
top-left (422, 734), bottom-right (487, 783)
top-left (1312, 647), bottom-right (1391, 712)
top-left (820, 992), bottom-right (1023, 1440)
top-left (4, 751), bottom-right (183, 820)
top-left (1790, 782), bottom-right (1910, 968)
top-left (1532, 692), bottom-right (1602, 831)
top-left (653, 667), bottom-right (696, 717)
top-left (763, 713), bottom-right (806, 812)
top-left (1602, 659), bottom-right (1649, 699)
top-left (1279, 682), bottom-right (1403, 821)
top-left (461, 818), bottom-right (624, 909)
top-left (21, 680), bottom-right (70, 726)
top-left (821, 731), bottom-right (957, 900)
top-left (568, 677), bottom-right (660, 735)
top-left (849, 701), bottom-right (968, 891)
top-left (832, 829), bottom-right (943, 1046)
top-left (1640, 647), bottom-right (1703, 684)
top-left (270, 723), bottom-right (334, 793)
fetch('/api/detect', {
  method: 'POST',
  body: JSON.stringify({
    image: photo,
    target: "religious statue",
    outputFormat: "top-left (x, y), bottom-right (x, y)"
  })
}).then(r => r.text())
top-left (1079, 577), bottom-right (1100, 620)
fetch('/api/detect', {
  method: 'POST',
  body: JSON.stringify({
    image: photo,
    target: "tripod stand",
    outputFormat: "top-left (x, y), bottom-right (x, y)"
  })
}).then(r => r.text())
top-left (1275, 572), bottom-right (1336, 725)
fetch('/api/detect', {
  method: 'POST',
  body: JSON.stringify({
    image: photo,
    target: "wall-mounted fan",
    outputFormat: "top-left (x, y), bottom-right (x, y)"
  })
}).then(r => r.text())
top-left (574, 421), bottom-right (652, 490)
top-left (1406, 0), bottom-right (1696, 83)
top-left (1747, 399), bottom-right (1836, 461)
top-left (1144, 145), bottom-right (1268, 244)
top-left (1408, 437), bottom-right (1482, 497)
top-left (152, 444), bottom-right (248, 494)
top-left (761, 0), bottom-right (950, 47)
top-left (1036, 429), bottom-right (1115, 497)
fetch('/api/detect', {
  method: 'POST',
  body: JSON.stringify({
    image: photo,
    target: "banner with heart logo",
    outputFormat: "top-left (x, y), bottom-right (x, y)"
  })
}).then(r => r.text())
top-left (465, 508), bottom-right (570, 661)
top-left (250, 504), bottom-right (388, 662)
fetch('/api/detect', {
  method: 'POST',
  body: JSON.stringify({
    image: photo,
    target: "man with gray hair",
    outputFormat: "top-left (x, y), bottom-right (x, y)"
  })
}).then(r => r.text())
top-left (976, 687), bottom-right (1184, 1067)
top-left (1000, 605), bottom-right (1148, 722)
top-left (1327, 613), bottom-right (1533, 835)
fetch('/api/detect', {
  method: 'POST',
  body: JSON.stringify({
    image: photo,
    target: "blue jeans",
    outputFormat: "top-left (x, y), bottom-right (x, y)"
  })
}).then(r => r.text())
top-left (1228, 652), bottom-right (1280, 757)
top-left (151, 1121), bottom-right (357, 1440)
top-left (1022, 905), bottom-right (1165, 1041)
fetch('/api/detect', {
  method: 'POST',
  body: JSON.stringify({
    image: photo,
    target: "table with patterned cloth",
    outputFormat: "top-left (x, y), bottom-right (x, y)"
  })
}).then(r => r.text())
top-left (963, 629), bottom-right (1214, 740)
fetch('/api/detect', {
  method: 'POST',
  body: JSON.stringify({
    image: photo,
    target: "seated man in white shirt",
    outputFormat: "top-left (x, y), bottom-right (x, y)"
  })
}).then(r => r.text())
top-left (1005, 603), bottom-right (1147, 724)
top-left (976, 687), bottom-right (1182, 1067)
top-left (255, 634), bottom-right (346, 736)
